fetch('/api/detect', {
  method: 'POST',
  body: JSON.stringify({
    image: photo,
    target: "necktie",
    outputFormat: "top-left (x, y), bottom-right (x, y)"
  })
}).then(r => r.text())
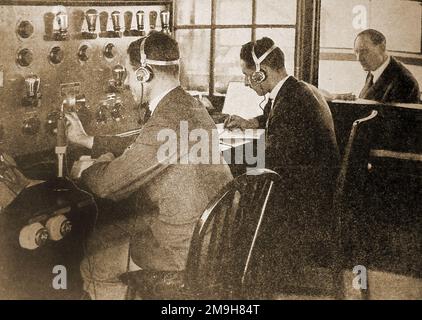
top-left (264, 98), bottom-right (273, 130)
top-left (359, 72), bottom-right (374, 98)
top-left (138, 103), bottom-right (151, 125)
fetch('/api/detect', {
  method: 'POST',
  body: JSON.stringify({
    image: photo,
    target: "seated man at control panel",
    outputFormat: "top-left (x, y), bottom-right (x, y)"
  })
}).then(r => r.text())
top-left (224, 37), bottom-right (340, 293)
top-left (354, 29), bottom-right (420, 103)
top-left (65, 32), bottom-right (233, 299)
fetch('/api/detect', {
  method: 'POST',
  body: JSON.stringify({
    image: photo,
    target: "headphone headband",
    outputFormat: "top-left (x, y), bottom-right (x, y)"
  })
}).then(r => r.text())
top-left (139, 36), bottom-right (180, 67)
top-left (252, 44), bottom-right (277, 72)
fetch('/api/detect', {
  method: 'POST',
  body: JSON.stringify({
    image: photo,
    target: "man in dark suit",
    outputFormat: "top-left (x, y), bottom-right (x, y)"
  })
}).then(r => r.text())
top-left (65, 32), bottom-right (233, 299)
top-left (225, 37), bottom-right (340, 294)
top-left (355, 29), bottom-right (420, 103)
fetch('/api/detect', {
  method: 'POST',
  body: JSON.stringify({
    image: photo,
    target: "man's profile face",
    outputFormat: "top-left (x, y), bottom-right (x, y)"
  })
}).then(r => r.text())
top-left (240, 59), bottom-right (266, 96)
top-left (354, 35), bottom-right (386, 72)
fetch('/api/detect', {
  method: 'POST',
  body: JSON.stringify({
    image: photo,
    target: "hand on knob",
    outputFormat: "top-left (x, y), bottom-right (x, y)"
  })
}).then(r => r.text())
top-left (64, 112), bottom-right (93, 149)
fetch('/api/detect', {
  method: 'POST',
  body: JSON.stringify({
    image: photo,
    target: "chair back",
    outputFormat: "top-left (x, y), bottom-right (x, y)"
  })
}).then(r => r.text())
top-left (184, 168), bottom-right (280, 299)
top-left (334, 110), bottom-right (378, 208)
top-left (333, 109), bottom-right (378, 299)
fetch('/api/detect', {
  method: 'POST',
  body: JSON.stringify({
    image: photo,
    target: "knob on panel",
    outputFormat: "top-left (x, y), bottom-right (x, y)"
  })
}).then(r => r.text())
top-left (78, 44), bottom-right (89, 62)
top-left (16, 20), bottom-right (34, 39)
top-left (49, 46), bottom-right (64, 64)
top-left (103, 43), bottom-right (116, 59)
top-left (16, 48), bottom-right (33, 67)
top-left (22, 116), bottom-right (41, 135)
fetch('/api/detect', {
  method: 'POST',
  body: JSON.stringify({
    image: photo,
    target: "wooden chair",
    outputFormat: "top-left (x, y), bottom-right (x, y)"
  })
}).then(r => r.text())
top-left (121, 168), bottom-right (281, 299)
top-left (333, 110), bottom-right (378, 299)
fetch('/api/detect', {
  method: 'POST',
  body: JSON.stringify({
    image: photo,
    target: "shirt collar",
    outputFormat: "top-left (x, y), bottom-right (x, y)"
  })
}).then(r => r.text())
top-left (372, 55), bottom-right (390, 84)
top-left (269, 75), bottom-right (290, 101)
top-left (148, 85), bottom-right (178, 114)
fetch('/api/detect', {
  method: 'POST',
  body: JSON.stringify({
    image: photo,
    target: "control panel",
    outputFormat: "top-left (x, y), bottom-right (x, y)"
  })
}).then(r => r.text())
top-left (0, 1), bottom-right (173, 157)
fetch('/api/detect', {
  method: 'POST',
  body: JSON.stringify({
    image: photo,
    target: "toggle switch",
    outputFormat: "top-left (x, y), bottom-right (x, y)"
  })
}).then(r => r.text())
top-left (78, 44), bottom-right (90, 62)
top-left (16, 20), bottom-right (34, 39)
top-left (149, 11), bottom-right (158, 33)
top-left (160, 10), bottom-right (171, 35)
top-left (16, 48), bottom-right (33, 67)
top-left (22, 116), bottom-right (41, 135)
top-left (103, 43), bottom-right (116, 59)
top-left (19, 222), bottom-right (49, 250)
top-left (49, 46), bottom-right (64, 65)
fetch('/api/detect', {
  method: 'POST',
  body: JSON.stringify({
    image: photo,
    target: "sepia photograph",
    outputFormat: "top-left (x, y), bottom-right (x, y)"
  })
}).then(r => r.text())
top-left (0, 0), bottom-right (420, 305)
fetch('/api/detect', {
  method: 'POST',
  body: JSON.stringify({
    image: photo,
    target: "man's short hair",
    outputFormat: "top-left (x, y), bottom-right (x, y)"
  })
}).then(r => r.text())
top-left (240, 37), bottom-right (285, 71)
top-left (127, 31), bottom-right (180, 77)
top-left (356, 29), bottom-right (386, 47)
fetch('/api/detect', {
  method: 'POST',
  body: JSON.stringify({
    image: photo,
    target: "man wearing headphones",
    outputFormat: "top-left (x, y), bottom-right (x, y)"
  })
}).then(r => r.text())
top-left (65, 32), bottom-right (232, 299)
top-left (225, 37), bottom-right (340, 295)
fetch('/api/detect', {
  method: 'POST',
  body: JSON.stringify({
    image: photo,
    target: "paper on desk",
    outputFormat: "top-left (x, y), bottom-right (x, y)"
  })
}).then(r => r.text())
top-left (222, 82), bottom-right (264, 119)
top-left (216, 123), bottom-right (264, 140)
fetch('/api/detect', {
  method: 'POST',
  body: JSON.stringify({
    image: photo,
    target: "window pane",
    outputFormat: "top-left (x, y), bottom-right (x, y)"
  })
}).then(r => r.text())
top-left (176, 29), bottom-right (211, 92)
top-left (256, 0), bottom-right (297, 24)
top-left (256, 28), bottom-right (296, 75)
top-left (370, 0), bottom-right (421, 53)
top-left (176, 0), bottom-right (211, 25)
top-left (215, 29), bottom-right (251, 93)
top-left (216, 0), bottom-right (253, 25)
top-left (321, 0), bottom-right (421, 52)
top-left (320, 0), bottom-right (370, 48)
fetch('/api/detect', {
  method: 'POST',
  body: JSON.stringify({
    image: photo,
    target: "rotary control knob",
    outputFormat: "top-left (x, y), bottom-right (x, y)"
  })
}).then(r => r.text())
top-left (16, 48), bottom-right (33, 67)
top-left (16, 20), bottom-right (34, 39)
top-left (78, 44), bottom-right (90, 62)
top-left (22, 116), bottom-right (41, 135)
top-left (49, 46), bottom-right (64, 64)
top-left (103, 43), bottom-right (116, 59)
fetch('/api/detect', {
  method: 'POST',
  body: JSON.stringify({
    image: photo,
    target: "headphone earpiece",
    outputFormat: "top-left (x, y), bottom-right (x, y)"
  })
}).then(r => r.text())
top-left (251, 43), bottom-right (277, 85)
top-left (135, 35), bottom-right (180, 84)
top-left (135, 64), bottom-right (153, 83)
top-left (251, 69), bottom-right (267, 84)
top-left (136, 36), bottom-right (153, 83)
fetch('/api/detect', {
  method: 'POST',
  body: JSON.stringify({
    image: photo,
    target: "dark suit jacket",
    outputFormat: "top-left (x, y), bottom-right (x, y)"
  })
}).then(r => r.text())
top-left (81, 87), bottom-right (233, 271)
top-left (255, 77), bottom-right (340, 284)
top-left (362, 57), bottom-right (420, 103)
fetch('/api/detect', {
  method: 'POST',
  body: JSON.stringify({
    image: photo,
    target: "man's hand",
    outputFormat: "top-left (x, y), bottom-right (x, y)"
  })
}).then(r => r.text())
top-left (224, 115), bottom-right (259, 130)
top-left (65, 112), bottom-right (94, 149)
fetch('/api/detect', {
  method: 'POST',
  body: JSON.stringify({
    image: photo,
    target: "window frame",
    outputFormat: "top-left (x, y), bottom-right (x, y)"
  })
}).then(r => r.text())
top-left (173, 0), bottom-right (297, 96)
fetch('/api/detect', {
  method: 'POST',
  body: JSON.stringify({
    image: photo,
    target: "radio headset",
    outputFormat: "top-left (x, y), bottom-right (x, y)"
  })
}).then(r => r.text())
top-left (251, 43), bottom-right (278, 84)
top-left (135, 35), bottom-right (180, 83)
